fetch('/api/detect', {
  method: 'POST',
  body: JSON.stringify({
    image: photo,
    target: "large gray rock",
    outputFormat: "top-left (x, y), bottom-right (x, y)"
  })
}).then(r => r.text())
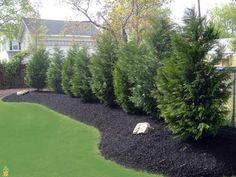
top-left (16, 90), bottom-right (29, 96)
top-left (132, 122), bottom-right (154, 135)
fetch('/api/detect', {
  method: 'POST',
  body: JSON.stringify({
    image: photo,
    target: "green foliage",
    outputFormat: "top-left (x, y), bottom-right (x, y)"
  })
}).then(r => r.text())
top-left (25, 48), bottom-right (49, 90)
top-left (146, 11), bottom-right (173, 61)
top-left (128, 44), bottom-right (158, 115)
top-left (156, 9), bottom-right (231, 140)
top-left (71, 47), bottom-right (95, 102)
top-left (113, 13), bottom-right (174, 115)
top-left (114, 41), bottom-right (148, 113)
top-left (210, 2), bottom-right (236, 37)
top-left (0, 51), bottom-right (28, 88)
top-left (3, 51), bottom-right (28, 78)
top-left (47, 47), bottom-right (64, 93)
top-left (61, 46), bottom-right (77, 95)
top-left (90, 32), bottom-right (118, 105)
top-left (0, 0), bottom-right (38, 39)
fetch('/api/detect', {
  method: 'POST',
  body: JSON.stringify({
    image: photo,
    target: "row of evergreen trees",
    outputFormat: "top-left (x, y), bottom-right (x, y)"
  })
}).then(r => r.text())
top-left (25, 9), bottom-right (231, 140)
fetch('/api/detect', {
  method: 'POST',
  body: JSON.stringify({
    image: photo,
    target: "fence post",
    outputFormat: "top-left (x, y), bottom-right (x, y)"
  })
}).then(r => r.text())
top-left (232, 70), bottom-right (236, 128)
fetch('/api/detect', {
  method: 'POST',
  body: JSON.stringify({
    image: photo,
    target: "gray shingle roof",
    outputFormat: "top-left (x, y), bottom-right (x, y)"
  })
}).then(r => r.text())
top-left (22, 18), bottom-right (100, 36)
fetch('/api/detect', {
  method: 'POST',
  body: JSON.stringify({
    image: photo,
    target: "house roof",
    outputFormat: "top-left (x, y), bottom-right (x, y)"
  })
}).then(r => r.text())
top-left (217, 38), bottom-right (235, 54)
top-left (22, 18), bottom-right (100, 36)
top-left (208, 38), bottom-right (236, 57)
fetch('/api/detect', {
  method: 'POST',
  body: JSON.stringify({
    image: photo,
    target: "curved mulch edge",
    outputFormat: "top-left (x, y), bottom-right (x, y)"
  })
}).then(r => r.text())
top-left (3, 91), bottom-right (236, 177)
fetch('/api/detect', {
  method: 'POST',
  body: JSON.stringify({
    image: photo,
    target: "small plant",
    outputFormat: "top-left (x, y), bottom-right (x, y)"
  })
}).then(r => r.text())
top-left (47, 47), bottom-right (64, 93)
top-left (90, 32), bottom-right (118, 105)
top-left (61, 46), bottom-right (77, 95)
top-left (25, 48), bottom-right (49, 90)
top-left (71, 47), bottom-right (95, 102)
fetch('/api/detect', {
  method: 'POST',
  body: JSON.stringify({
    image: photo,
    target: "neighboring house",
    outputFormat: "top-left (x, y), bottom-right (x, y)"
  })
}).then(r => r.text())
top-left (0, 38), bottom-right (21, 62)
top-left (209, 38), bottom-right (236, 67)
top-left (0, 18), bottom-right (100, 62)
top-left (19, 18), bottom-right (100, 54)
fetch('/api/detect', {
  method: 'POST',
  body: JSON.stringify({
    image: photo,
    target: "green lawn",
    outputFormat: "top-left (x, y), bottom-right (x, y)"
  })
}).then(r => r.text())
top-left (0, 101), bottom-right (163, 177)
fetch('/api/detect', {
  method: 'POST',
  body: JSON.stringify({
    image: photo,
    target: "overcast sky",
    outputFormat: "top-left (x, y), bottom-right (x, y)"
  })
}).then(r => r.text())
top-left (34, 0), bottom-right (232, 22)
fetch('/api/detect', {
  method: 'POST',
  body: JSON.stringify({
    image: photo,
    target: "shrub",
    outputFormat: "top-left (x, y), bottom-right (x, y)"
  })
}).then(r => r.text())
top-left (146, 11), bottom-right (173, 61)
top-left (114, 41), bottom-right (160, 115)
top-left (127, 15), bottom-right (174, 116)
top-left (4, 51), bottom-right (28, 78)
top-left (114, 41), bottom-right (145, 113)
top-left (71, 47), bottom-right (95, 102)
top-left (156, 9), bottom-right (231, 140)
top-left (25, 48), bottom-right (49, 90)
top-left (1, 51), bottom-right (28, 88)
top-left (61, 46), bottom-right (77, 95)
top-left (47, 47), bottom-right (64, 93)
top-left (90, 32), bottom-right (118, 105)
top-left (128, 45), bottom-right (159, 116)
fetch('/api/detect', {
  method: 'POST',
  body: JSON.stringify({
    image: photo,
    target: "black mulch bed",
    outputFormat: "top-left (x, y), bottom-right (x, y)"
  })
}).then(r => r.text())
top-left (3, 92), bottom-right (236, 177)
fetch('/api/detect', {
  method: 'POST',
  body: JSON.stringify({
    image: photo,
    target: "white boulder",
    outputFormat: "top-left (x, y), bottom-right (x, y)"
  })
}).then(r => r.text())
top-left (16, 90), bottom-right (29, 96)
top-left (132, 122), bottom-right (154, 135)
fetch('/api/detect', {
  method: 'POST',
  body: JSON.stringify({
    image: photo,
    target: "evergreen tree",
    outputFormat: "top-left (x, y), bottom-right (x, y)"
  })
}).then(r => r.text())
top-left (127, 42), bottom-right (158, 115)
top-left (127, 13), bottom-right (174, 116)
top-left (25, 48), bottom-right (49, 90)
top-left (90, 32), bottom-right (118, 105)
top-left (113, 41), bottom-right (144, 113)
top-left (147, 11), bottom-right (173, 61)
top-left (47, 47), bottom-right (64, 93)
top-left (71, 47), bottom-right (95, 102)
top-left (61, 46), bottom-right (77, 95)
top-left (156, 9), bottom-right (231, 140)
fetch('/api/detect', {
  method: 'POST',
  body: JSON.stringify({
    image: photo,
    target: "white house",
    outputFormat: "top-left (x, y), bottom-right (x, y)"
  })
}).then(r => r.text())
top-left (0, 18), bottom-right (100, 62)
top-left (209, 38), bottom-right (236, 67)
top-left (0, 38), bottom-right (21, 62)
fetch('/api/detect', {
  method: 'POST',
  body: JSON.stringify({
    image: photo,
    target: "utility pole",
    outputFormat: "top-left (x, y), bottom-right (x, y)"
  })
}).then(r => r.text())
top-left (198, 0), bottom-right (201, 17)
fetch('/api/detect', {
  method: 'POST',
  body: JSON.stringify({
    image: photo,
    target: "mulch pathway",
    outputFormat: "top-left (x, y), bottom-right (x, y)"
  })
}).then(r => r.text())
top-left (3, 91), bottom-right (236, 177)
top-left (0, 88), bottom-right (28, 98)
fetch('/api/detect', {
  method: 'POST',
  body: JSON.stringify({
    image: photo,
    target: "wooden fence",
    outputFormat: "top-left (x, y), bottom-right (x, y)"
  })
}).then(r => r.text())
top-left (0, 64), bottom-right (27, 89)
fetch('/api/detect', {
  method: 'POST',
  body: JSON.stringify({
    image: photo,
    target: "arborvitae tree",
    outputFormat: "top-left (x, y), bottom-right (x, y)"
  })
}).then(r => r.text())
top-left (113, 41), bottom-right (145, 113)
top-left (90, 32), bottom-right (118, 105)
top-left (156, 9), bottom-right (231, 140)
top-left (25, 48), bottom-right (49, 90)
top-left (147, 11), bottom-right (173, 61)
top-left (47, 47), bottom-right (64, 93)
top-left (71, 47), bottom-right (95, 102)
top-left (61, 46), bottom-right (77, 95)
top-left (128, 13), bottom-right (174, 116)
top-left (127, 42), bottom-right (158, 115)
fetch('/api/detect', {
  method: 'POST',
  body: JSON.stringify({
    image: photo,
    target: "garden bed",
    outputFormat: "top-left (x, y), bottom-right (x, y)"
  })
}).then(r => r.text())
top-left (4, 91), bottom-right (236, 177)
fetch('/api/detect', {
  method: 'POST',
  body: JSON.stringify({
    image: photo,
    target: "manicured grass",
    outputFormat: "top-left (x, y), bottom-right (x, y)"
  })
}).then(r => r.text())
top-left (0, 101), bottom-right (162, 177)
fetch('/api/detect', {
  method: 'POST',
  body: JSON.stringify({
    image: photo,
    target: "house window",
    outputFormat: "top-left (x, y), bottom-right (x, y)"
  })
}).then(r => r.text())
top-left (9, 41), bottom-right (20, 51)
top-left (9, 41), bottom-right (12, 50)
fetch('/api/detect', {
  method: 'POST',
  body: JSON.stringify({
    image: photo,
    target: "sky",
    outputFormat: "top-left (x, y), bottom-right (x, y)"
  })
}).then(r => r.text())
top-left (33, 0), bottom-right (232, 23)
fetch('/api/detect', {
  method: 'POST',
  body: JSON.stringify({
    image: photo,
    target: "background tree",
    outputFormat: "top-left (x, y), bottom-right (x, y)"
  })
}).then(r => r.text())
top-left (90, 32), bottom-right (118, 105)
top-left (25, 48), bottom-right (49, 90)
top-left (47, 47), bottom-right (64, 93)
top-left (65, 0), bottom-right (171, 42)
top-left (210, 2), bottom-right (236, 38)
top-left (0, 0), bottom-right (38, 39)
top-left (156, 9), bottom-right (231, 140)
